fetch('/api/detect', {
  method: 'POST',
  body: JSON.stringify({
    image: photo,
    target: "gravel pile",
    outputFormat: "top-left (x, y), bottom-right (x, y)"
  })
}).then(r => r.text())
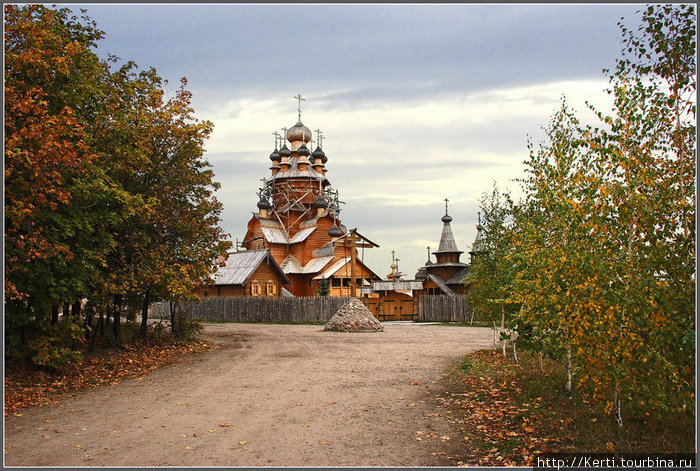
top-left (323, 298), bottom-right (383, 332)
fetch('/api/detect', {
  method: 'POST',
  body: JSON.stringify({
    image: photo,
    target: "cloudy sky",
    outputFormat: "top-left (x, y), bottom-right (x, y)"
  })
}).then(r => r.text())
top-left (76, 3), bottom-right (642, 276)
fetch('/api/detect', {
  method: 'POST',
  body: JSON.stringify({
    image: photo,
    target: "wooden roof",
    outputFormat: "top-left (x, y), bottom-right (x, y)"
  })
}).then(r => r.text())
top-left (212, 250), bottom-right (290, 286)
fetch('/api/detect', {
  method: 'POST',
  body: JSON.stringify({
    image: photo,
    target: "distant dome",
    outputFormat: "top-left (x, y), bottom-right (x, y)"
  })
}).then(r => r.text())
top-left (415, 266), bottom-right (427, 280)
top-left (286, 120), bottom-right (312, 143)
top-left (297, 143), bottom-right (310, 157)
top-left (425, 259), bottom-right (433, 266)
top-left (441, 213), bottom-right (453, 223)
top-left (278, 144), bottom-right (292, 158)
top-left (313, 196), bottom-right (328, 209)
top-left (269, 148), bottom-right (280, 161)
top-left (257, 196), bottom-right (272, 210)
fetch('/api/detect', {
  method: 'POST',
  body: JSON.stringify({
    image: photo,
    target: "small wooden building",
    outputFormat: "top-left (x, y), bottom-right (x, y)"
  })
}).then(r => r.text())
top-left (204, 249), bottom-right (290, 298)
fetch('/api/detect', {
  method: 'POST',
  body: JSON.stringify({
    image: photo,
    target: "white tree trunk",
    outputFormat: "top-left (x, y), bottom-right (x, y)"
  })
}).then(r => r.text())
top-left (492, 322), bottom-right (497, 350)
top-left (539, 351), bottom-right (544, 373)
top-left (614, 384), bottom-right (623, 428)
top-left (512, 340), bottom-right (518, 364)
top-left (565, 348), bottom-right (572, 397)
top-left (501, 306), bottom-right (506, 357)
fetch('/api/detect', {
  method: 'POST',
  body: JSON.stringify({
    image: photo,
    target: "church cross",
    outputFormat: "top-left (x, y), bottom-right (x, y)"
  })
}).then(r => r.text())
top-left (272, 131), bottom-right (280, 148)
top-left (314, 129), bottom-right (324, 148)
top-left (444, 198), bottom-right (449, 214)
top-left (391, 250), bottom-right (396, 263)
top-left (478, 211), bottom-right (481, 225)
top-left (294, 94), bottom-right (305, 120)
top-left (281, 127), bottom-right (288, 143)
top-left (427, 246), bottom-right (431, 259)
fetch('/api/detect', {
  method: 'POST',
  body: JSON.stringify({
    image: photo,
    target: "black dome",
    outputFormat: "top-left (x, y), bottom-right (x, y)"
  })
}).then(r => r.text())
top-left (328, 223), bottom-right (343, 238)
top-left (441, 214), bottom-right (453, 223)
top-left (279, 145), bottom-right (292, 158)
top-left (312, 146), bottom-right (325, 160)
top-left (257, 196), bottom-right (272, 210)
top-left (269, 148), bottom-right (280, 161)
top-left (297, 144), bottom-right (310, 157)
top-left (312, 196), bottom-right (328, 209)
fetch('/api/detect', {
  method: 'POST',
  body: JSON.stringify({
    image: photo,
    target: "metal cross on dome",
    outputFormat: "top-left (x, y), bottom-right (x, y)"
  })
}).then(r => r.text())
top-left (314, 129), bottom-right (324, 148)
top-left (294, 94), bottom-right (305, 120)
top-left (272, 131), bottom-right (280, 148)
top-left (444, 198), bottom-right (449, 214)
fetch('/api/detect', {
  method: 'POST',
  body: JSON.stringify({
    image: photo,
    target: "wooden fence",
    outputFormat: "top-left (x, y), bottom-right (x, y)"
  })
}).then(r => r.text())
top-left (417, 295), bottom-right (472, 323)
top-left (150, 296), bottom-right (352, 324)
top-left (151, 294), bottom-right (472, 324)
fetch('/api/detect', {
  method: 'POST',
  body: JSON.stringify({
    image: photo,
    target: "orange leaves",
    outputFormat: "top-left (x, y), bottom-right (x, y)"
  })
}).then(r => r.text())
top-left (4, 341), bottom-right (210, 415)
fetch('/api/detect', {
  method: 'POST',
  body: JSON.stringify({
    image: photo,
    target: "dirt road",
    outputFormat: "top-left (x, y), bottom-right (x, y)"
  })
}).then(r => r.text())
top-left (4, 322), bottom-right (492, 467)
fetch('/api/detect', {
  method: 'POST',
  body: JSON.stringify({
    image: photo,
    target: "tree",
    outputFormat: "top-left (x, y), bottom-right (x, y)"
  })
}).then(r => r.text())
top-left (4, 4), bottom-right (231, 366)
top-left (492, 4), bottom-right (696, 424)
top-left (317, 279), bottom-right (330, 297)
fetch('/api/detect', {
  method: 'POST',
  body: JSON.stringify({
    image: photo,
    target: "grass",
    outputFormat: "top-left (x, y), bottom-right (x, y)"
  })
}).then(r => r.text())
top-left (439, 349), bottom-right (695, 466)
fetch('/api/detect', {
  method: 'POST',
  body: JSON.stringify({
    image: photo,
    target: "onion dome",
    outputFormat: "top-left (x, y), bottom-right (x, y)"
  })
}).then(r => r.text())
top-left (257, 196), bottom-right (272, 210)
top-left (312, 196), bottom-right (328, 209)
top-left (286, 120), bottom-right (312, 143)
top-left (441, 213), bottom-right (453, 223)
top-left (425, 259), bottom-right (433, 266)
top-left (297, 143), bottom-right (310, 157)
top-left (415, 266), bottom-right (428, 281)
top-left (279, 144), bottom-right (292, 158)
top-left (328, 223), bottom-right (343, 238)
top-left (269, 148), bottom-right (280, 161)
top-left (312, 146), bottom-right (326, 163)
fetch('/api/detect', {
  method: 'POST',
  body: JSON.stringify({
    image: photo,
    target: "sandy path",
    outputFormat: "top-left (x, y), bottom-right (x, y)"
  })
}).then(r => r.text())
top-left (4, 322), bottom-right (492, 467)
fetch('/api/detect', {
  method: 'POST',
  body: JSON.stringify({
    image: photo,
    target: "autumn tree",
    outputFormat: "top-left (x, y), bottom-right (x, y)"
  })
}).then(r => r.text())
top-left (5, 4), bottom-right (231, 365)
top-left (4, 5), bottom-right (114, 365)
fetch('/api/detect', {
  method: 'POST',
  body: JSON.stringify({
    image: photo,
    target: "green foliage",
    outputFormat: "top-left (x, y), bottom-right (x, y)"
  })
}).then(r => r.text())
top-left (27, 321), bottom-right (85, 371)
top-left (317, 278), bottom-right (330, 297)
top-left (173, 309), bottom-right (204, 343)
top-left (4, 3), bottom-right (230, 366)
top-left (467, 5), bottom-right (696, 422)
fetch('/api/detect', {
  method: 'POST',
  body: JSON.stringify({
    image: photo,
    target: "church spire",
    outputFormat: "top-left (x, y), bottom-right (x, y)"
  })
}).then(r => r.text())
top-left (433, 198), bottom-right (463, 263)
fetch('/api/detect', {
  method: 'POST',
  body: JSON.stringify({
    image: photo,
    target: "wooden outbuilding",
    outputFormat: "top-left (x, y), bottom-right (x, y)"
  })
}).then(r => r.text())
top-left (204, 249), bottom-right (290, 298)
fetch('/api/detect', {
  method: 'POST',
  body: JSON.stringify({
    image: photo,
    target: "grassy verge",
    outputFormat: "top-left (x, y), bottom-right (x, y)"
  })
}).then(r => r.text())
top-left (439, 349), bottom-right (694, 466)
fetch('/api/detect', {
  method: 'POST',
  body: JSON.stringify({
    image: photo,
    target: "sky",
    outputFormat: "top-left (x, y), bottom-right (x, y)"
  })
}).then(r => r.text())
top-left (72, 2), bottom-right (644, 277)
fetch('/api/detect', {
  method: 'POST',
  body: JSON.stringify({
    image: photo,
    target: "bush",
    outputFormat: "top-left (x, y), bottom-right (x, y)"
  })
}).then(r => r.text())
top-left (27, 321), bottom-right (85, 371)
top-left (174, 308), bottom-right (203, 343)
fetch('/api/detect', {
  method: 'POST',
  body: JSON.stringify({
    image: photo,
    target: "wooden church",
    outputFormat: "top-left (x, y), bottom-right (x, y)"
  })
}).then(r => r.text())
top-left (216, 100), bottom-right (382, 298)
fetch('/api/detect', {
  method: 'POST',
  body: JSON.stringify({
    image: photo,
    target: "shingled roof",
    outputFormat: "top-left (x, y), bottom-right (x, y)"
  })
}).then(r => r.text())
top-left (433, 217), bottom-right (463, 254)
top-left (212, 250), bottom-right (290, 286)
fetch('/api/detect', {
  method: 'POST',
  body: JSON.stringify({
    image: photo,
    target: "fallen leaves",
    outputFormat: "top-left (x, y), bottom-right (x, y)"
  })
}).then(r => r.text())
top-left (4, 341), bottom-right (212, 415)
top-left (218, 423), bottom-right (231, 427)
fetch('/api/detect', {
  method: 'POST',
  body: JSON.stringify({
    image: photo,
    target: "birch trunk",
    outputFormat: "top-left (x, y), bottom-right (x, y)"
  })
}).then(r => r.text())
top-left (501, 305), bottom-right (506, 358)
top-left (565, 347), bottom-right (573, 397)
top-left (614, 384), bottom-right (623, 428)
